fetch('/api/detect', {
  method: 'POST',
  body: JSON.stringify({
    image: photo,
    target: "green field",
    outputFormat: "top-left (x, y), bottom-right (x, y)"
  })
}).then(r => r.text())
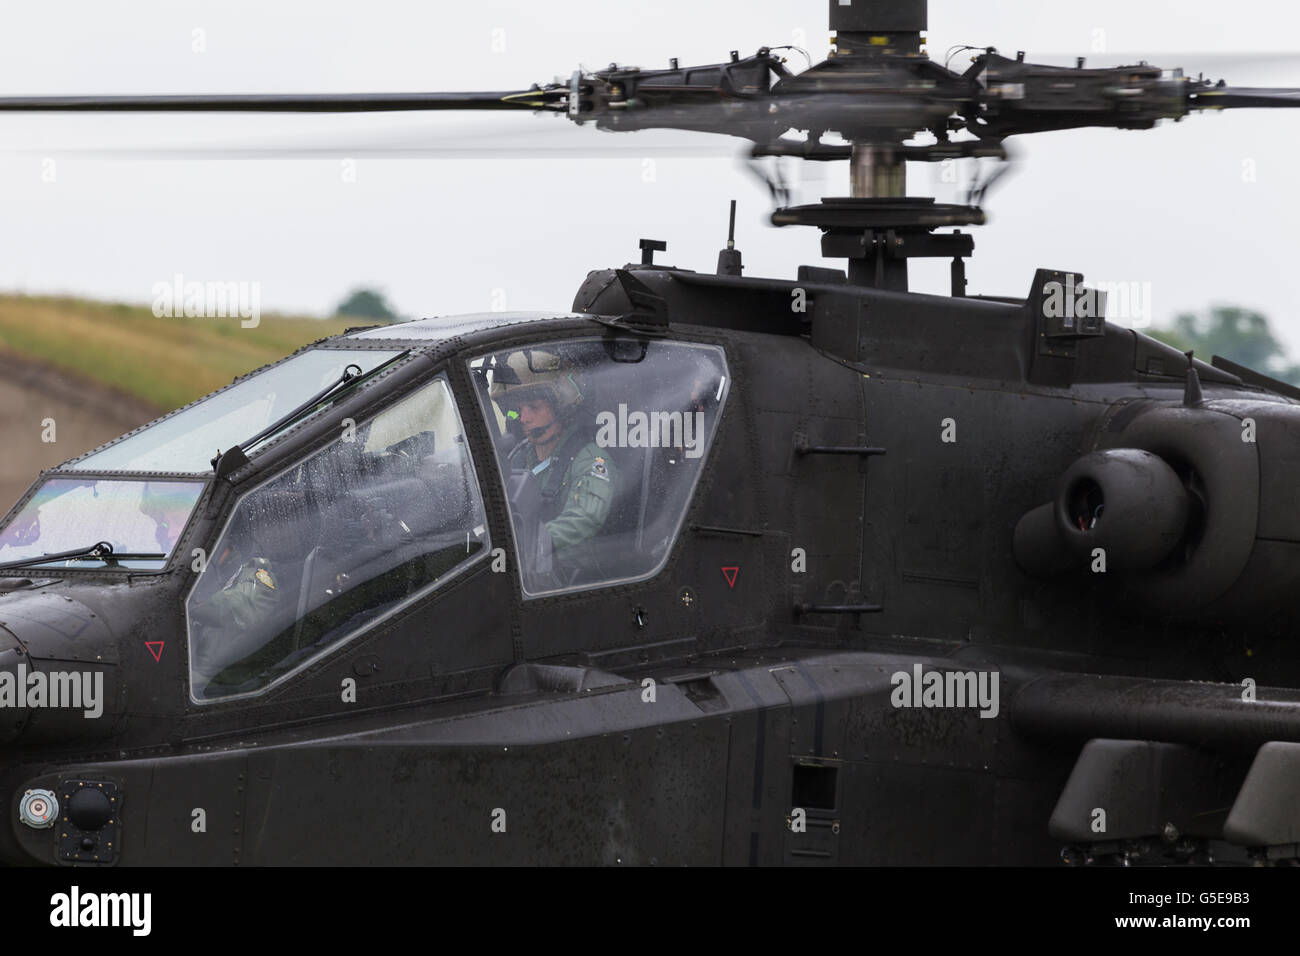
top-left (0, 294), bottom-right (366, 411)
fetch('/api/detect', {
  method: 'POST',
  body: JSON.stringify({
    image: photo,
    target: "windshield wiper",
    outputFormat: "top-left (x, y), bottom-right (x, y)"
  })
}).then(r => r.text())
top-left (0, 540), bottom-right (166, 571)
top-left (243, 363), bottom-right (365, 454)
top-left (211, 362), bottom-right (369, 476)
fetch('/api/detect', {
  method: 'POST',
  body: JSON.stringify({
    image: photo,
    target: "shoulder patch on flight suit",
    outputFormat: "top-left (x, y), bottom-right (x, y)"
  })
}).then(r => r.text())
top-left (255, 568), bottom-right (276, 590)
top-left (590, 457), bottom-right (610, 481)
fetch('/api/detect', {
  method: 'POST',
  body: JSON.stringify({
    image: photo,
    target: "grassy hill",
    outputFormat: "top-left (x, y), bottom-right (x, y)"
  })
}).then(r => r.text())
top-left (0, 294), bottom-right (365, 412)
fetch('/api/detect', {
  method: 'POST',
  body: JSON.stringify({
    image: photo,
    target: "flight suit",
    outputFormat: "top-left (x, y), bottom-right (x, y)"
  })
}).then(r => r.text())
top-left (191, 556), bottom-right (283, 633)
top-left (509, 424), bottom-right (617, 577)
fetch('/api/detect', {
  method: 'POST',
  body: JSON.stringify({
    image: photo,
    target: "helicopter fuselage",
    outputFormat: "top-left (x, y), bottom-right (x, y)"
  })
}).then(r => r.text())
top-left (2, 258), bottom-right (1298, 865)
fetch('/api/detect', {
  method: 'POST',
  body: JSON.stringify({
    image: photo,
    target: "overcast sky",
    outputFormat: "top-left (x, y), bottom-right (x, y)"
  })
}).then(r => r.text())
top-left (1, 0), bottom-right (1299, 350)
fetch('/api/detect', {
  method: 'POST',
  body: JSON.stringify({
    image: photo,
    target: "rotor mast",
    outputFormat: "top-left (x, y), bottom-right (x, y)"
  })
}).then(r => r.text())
top-left (837, 0), bottom-right (923, 202)
top-left (812, 0), bottom-right (972, 291)
top-left (849, 145), bottom-right (904, 199)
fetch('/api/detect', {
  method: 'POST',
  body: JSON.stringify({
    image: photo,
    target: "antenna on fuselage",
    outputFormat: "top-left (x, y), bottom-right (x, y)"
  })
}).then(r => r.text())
top-left (716, 200), bottom-right (743, 276)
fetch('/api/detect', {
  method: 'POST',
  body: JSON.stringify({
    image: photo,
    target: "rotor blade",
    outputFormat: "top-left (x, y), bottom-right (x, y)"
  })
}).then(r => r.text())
top-left (0, 94), bottom-right (778, 160)
top-left (1014, 52), bottom-right (1300, 103)
top-left (0, 92), bottom-right (549, 113)
top-left (0, 111), bottom-right (748, 160)
top-left (0, 141), bottom-right (742, 159)
top-left (1190, 86), bottom-right (1300, 109)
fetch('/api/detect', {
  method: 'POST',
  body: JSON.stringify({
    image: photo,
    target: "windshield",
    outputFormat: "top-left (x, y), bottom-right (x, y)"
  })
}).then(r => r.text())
top-left (187, 374), bottom-right (488, 701)
top-left (0, 478), bottom-right (204, 570)
top-left (70, 349), bottom-right (403, 473)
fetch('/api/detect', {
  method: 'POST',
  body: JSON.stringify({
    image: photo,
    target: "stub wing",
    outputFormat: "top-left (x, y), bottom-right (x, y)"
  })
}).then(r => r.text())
top-left (1014, 673), bottom-right (1300, 863)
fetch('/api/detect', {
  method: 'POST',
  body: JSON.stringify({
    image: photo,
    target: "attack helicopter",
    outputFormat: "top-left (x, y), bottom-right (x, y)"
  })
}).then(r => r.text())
top-left (3, 0), bottom-right (1300, 867)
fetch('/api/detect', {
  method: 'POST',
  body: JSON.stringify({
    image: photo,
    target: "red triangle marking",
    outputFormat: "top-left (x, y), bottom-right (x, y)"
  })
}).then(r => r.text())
top-left (721, 566), bottom-right (739, 589)
top-left (145, 641), bottom-right (164, 662)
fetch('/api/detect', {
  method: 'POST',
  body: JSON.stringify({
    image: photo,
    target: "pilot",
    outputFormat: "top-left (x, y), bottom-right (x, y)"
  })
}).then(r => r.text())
top-left (189, 516), bottom-right (284, 636)
top-left (490, 349), bottom-right (617, 582)
top-left (187, 514), bottom-right (290, 694)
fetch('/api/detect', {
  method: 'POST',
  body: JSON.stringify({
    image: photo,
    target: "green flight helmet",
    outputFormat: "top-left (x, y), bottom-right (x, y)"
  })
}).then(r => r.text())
top-left (489, 348), bottom-right (584, 421)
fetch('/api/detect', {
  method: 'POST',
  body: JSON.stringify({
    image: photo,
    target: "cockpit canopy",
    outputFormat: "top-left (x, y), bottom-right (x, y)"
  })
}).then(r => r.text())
top-left (0, 312), bottom-right (732, 705)
top-left (0, 347), bottom-right (412, 572)
top-left (69, 348), bottom-right (405, 474)
top-left (186, 373), bottom-right (488, 701)
top-left (0, 478), bottom-right (203, 571)
top-left (470, 337), bottom-right (729, 597)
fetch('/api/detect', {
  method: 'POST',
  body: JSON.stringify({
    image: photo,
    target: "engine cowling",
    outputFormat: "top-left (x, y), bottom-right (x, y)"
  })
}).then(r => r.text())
top-left (1014, 400), bottom-right (1273, 617)
top-left (1014, 447), bottom-right (1189, 576)
top-left (1055, 448), bottom-right (1189, 569)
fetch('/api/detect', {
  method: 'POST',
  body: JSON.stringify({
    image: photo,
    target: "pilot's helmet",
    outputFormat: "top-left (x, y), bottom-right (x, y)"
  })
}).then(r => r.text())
top-left (489, 349), bottom-right (584, 419)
